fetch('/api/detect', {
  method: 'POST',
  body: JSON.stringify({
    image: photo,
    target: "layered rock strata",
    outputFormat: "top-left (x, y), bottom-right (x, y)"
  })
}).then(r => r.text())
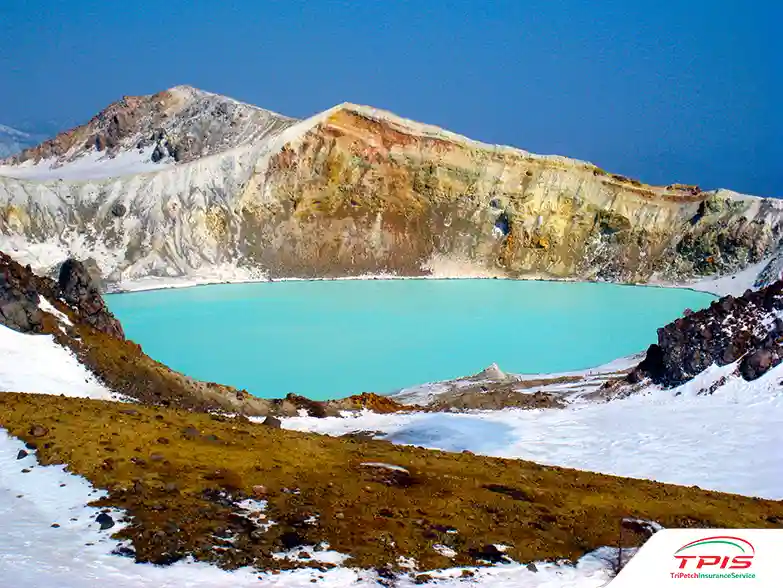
top-left (0, 87), bottom-right (781, 290)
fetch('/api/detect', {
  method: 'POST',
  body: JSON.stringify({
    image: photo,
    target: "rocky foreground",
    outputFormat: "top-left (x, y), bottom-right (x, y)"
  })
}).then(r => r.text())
top-left (2, 86), bottom-right (783, 291)
top-left (1, 392), bottom-right (781, 574)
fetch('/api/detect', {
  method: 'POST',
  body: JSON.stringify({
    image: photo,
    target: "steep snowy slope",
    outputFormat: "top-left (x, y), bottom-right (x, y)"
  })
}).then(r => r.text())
top-left (2, 86), bottom-right (783, 291)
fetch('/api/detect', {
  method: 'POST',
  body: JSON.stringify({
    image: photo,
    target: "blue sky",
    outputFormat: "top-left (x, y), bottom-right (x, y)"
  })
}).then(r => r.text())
top-left (1, 0), bottom-right (780, 196)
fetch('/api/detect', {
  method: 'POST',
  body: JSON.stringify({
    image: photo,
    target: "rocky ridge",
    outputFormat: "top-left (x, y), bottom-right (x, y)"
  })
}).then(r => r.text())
top-left (0, 252), bottom-right (342, 417)
top-left (2, 86), bottom-right (296, 170)
top-left (0, 87), bottom-right (781, 291)
top-left (632, 280), bottom-right (783, 386)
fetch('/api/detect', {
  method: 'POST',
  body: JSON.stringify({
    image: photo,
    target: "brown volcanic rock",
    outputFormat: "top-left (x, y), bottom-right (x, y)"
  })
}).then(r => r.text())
top-left (329, 392), bottom-right (408, 414)
top-left (58, 258), bottom-right (124, 338)
top-left (0, 272), bottom-right (43, 334)
top-left (633, 281), bottom-right (783, 386)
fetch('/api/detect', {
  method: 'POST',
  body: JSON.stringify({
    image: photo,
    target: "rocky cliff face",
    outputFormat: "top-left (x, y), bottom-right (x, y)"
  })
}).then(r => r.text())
top-left (1, 87), bottom-right (781, 290)
top-left (630, 280), bottom-right (783, 386)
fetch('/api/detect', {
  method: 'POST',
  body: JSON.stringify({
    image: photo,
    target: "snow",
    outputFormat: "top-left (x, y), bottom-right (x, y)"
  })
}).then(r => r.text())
top-left (107, 265), bottom-right (270, 293)
top-left (272, 543), bottom-right (350, 566)
top-left (432, 544), bottom-right (457, 558)
top-left (670, 258), bottom-right (771, 296)
top-left (38, 297), bottom-right (73, 326)
top-left (0, 428), bottom-right (618, 586)
top-left (0, 324), bottom-right (115, 399)
top-left (360, 462), bottom-right (410, 474)
top-left (392, 354), bottom-right (641, 407)
top-left (0, 146), bottom-right (171, 181)
top-left (285, 362), bottom-right (783, 499)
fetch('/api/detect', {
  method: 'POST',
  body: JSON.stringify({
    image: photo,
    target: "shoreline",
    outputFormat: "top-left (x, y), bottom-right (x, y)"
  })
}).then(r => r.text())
top-left (104, 275), bottom-right (714, 403)
top-left (106, 271), bottom-right (725, 297)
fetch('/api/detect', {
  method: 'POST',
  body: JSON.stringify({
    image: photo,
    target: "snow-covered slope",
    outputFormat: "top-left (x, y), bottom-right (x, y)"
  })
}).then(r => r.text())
top-left (0, 321), bottom-right (116, 399)
top-left (0, 124), bottom-right (39, 158)
top-left (284, 361), bottom-right (783, 499)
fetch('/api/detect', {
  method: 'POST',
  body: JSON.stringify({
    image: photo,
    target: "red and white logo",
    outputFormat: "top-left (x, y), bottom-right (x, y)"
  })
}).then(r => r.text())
top-left (607, 529), bottom-right (783, 586)
top-left (673, 535), bottom-right (755, 571)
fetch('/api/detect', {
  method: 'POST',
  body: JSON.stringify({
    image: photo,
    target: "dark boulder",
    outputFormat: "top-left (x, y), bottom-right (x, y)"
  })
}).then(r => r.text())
top-left (29, 424), bottom-right (49, 438)
top-left (634, 280), bottom-right (783, 386)
top-left (96, 512), bottom-right (115, 530)
top-left (151, 144), bottom-right (166, 163)
top-left (110, 202), bottom-right (127, 218)
top-left (739, 348), bottom-right (782, 381)
top-left (261, 415), bottom-right (281, 428)
top-left (58, 259), bottom-right (124, 338)
top-left (0, 263), bottom-right (44, 333)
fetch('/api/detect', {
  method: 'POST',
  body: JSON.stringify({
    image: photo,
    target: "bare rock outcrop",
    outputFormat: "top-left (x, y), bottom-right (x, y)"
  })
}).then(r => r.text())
top-left (58, 258), bottom-right (123, 338)
top-left (632, 281), bottom-right (783, 385)
top-left (0, 264), bottom-right (43, 333)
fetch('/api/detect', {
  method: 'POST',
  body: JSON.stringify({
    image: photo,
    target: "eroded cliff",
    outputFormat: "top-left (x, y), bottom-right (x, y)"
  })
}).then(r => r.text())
top-left (1, 88), bottom-right (781, 290)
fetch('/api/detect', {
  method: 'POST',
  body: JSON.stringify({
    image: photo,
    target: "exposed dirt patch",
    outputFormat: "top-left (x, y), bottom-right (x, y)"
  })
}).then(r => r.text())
top-left (1, 392), bottom-right (781, 573)
top-left (329, 392), bottom-right (410, 413)
top-left (426, 384), bottom-right (565, 411)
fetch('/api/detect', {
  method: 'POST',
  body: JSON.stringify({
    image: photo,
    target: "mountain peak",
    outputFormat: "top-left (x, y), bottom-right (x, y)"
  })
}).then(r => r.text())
top-left (0, 86), bottom-right (299, 176)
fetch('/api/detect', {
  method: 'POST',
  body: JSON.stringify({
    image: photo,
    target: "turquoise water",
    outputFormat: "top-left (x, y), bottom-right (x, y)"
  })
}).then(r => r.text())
top-left (106, 280), bottom-right (714, 400)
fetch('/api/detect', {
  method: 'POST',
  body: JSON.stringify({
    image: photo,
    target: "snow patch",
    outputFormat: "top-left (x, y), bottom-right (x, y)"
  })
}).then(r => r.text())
top-left (285, 362), bottom-right (783, 499)
top-left (38, 297), bottom-right (73, 326)
top-left (360, 462), bottom-right (410, 474)
top-left (0, 146), bottom-right (171, 181)
top-left (272, 543), bottom-right (351, 566)
top-left (433, 544), bottom-right (457, 558)
top-left (0, 324), bottom-right (115, 399)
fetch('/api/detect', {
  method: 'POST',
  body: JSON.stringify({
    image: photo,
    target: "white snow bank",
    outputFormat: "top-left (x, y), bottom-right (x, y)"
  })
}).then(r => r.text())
top-left (0, 146), bottom-right (171, 181)
top-left (272, 543), bottom-right (350, 566)
top-left (666, 257), bottom-right (771, 296)
top-left (38, 297), bottom-right (73, 326)
top-left (286, 362), bottom-right (783, 499)
top-left (0, 323), bottom-right (115, 399)
top-left (0, 428), bottom-right (617, 586)
top-left (392, 354), bottom-right (642, 406)
top-left (106, 265), bottom-right (270, 293)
